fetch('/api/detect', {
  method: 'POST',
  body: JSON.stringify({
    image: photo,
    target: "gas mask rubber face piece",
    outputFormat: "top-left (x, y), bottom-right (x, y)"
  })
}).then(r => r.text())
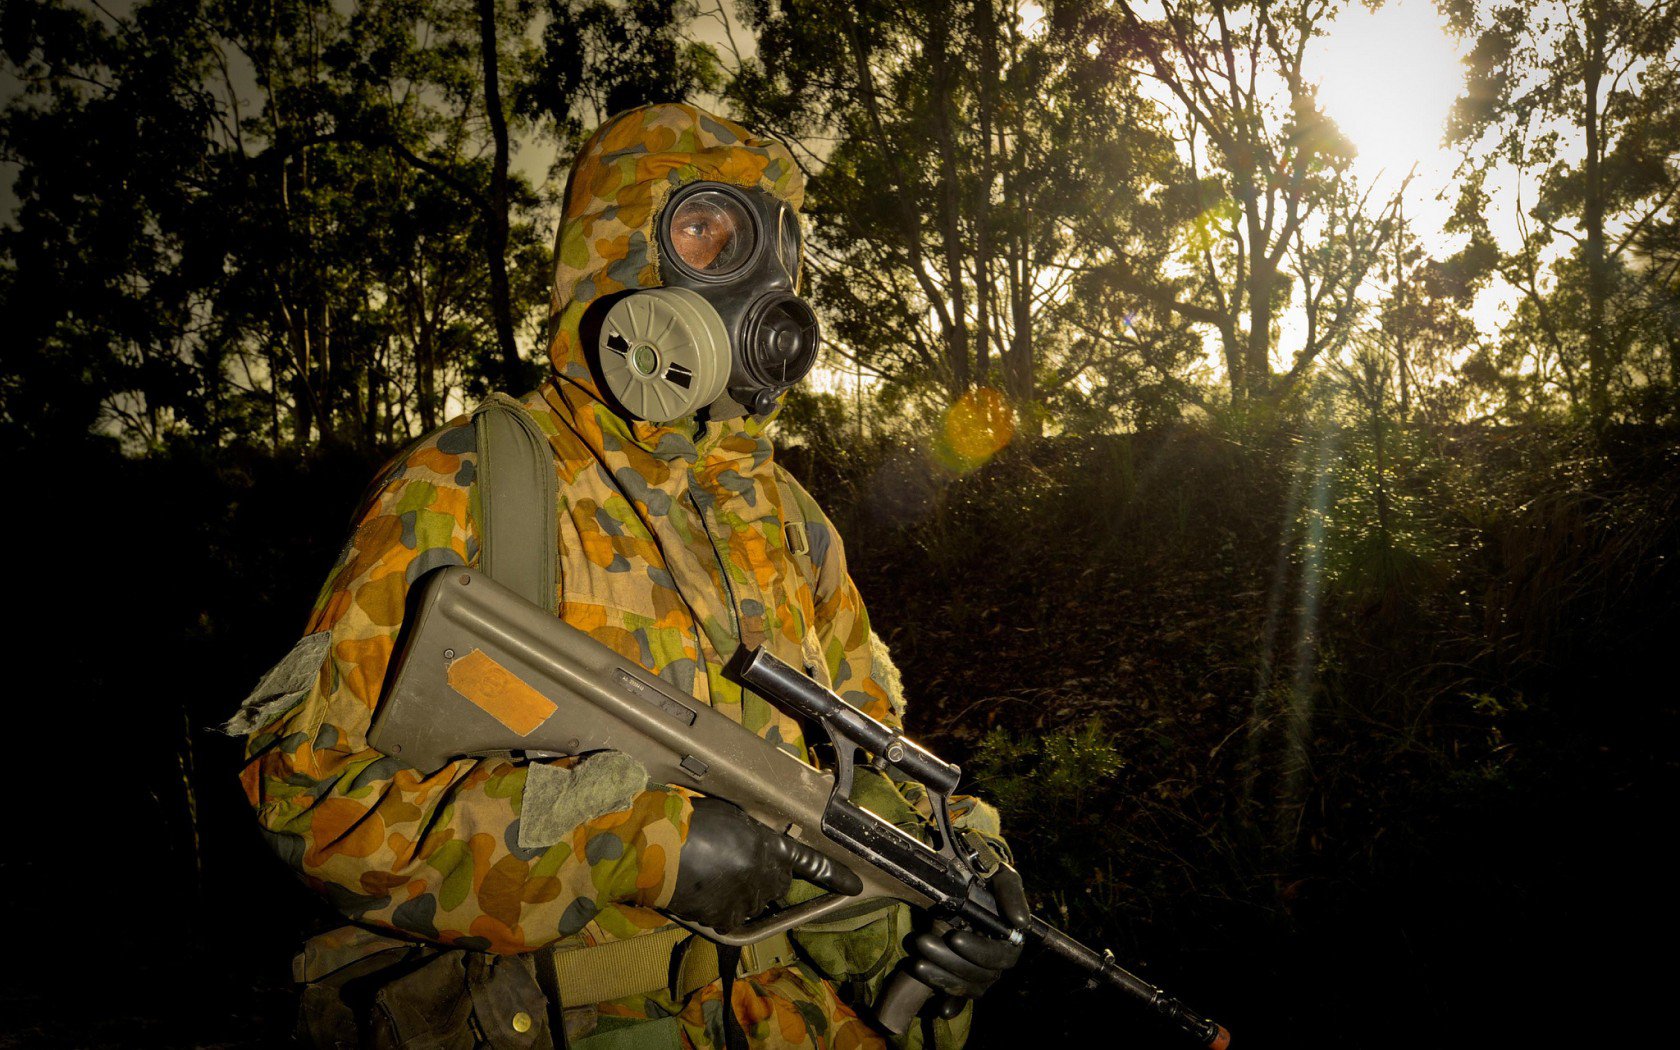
top-left (596, 182), bottom-right (820, 422)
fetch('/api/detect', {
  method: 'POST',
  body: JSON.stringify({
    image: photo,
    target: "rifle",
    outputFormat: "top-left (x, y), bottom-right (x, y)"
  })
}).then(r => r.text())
top-left (370, 567), bottom-right (1230, 1047)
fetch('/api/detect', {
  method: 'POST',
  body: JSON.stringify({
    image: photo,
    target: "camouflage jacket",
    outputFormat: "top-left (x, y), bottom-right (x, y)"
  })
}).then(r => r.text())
top-left (237, 104), bottom-right (1001, 1049)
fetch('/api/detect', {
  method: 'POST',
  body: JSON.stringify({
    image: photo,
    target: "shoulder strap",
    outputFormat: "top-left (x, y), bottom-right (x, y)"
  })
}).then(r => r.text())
top-left (472, 392), bottom-right (559, 613)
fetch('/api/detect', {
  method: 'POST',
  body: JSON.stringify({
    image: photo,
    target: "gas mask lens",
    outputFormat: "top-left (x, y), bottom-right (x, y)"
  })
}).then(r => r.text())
top-left (667, 191), bottom-right (756, 276)
top-left (776, 206), bottom-right (802, 281)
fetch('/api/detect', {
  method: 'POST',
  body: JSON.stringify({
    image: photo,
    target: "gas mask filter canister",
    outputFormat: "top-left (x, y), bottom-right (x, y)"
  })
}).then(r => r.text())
top-left (598, 288), bottom-right (732, 422)
top-left (596, 182), bottom-right (820, 422)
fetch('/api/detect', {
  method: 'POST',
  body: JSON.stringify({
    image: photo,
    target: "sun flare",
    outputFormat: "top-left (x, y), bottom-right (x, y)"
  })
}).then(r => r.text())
top-left (1309, 0), bottom-right (1470, 186)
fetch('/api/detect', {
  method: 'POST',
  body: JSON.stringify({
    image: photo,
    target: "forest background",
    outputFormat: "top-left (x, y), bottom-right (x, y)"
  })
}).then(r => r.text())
top-left (1, 0), bottom-right (1676, 1046)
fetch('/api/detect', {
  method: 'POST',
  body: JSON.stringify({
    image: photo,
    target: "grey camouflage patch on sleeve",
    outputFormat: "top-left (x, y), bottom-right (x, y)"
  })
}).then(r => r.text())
top-left (218, 630), bottom-right (332, 737)
top-left (516, 751), bottom-right (651, 850)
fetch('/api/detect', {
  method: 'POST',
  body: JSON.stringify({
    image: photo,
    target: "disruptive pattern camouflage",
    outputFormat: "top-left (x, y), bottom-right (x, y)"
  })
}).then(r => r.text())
top-left (238, 103), bottom-right (1003, 1049)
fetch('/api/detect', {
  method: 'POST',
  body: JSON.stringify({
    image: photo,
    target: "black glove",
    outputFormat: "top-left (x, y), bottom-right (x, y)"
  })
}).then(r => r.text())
top-left (906, 863), bottom-right (1030, 1018)
top-left (668, 796), bottom-right (863, 931)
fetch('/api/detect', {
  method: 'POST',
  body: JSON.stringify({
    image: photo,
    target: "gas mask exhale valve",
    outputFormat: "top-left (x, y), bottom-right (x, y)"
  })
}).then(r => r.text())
top-left (597, 182), bottom-right (820, 423)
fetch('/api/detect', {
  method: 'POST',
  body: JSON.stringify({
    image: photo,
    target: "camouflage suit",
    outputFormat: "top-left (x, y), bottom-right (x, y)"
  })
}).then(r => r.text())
top-left (236, 104), bottom-right (1004, 1050)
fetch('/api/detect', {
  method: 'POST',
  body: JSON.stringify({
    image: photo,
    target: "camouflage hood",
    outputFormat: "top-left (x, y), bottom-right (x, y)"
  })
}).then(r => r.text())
top-left (544, 103), bottom-right (806, 453)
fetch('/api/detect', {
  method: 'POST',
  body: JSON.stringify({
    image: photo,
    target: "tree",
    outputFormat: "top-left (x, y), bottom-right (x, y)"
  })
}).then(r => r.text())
top-left (1370, 188), bottom-right (1489, 423)
top-left (1, 0), bottom-right (229, 448)
top-left (1111, 0), bottom-right (1406, 405)
top-left (521, 0), bottom-right (723, 168)
top-left (726, 0), bottom-right (1192, 430)
top-left (1, 0), bottom-right (566, 450)
top-left (1448, 0), bottom-right (1680, 425)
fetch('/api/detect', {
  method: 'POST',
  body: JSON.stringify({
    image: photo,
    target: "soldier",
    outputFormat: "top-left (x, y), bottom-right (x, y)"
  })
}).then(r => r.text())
top-left (229, 103), bottom-right (1023, 1050)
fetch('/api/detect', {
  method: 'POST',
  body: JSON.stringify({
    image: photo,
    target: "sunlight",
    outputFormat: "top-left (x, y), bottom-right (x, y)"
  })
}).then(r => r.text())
top-left (1018, 1), bottom-right (1047, 38)
top-left (1309, 0), bottom-right (1469, 187)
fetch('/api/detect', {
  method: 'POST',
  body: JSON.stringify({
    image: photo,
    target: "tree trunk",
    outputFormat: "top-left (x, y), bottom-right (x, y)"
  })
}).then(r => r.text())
top-left (417, 313), bottom-right (438, 434)
top-left (477, 0), bottom-right (522, 392)
top-left (317, 300), bottom-right (333, 439)
top-left (266, 345), bottom-right (283, 447)
top-left (1582, 3), bottom-right (1609, 426)
top-left (1395, 193), bottom-right (1410, 422)
top-left (972, 0), bottom-right (999, 386)
top-left (1246, 263), bottom-right (1274, 399)
top-left (1239, 166), bottom-right (1273, 400)
top-left (290, 326), bottom-right (314, 445)
top-left (928, 10), bottom-right (972, 392)
top-left (1007, 227), bottom-right (1037, 436)
top-left (1223, 327), bottom-right (1245, 400)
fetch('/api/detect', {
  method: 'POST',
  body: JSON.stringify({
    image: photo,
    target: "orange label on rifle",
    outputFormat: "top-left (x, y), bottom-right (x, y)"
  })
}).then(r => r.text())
top-left (447, 648), bottom-right (556, 736)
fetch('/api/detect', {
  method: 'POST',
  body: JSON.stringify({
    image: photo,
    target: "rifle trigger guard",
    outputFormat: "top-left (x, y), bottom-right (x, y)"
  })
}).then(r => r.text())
top-left (929, 788), bottom-right (962, 862)
top-left (827, 729), bottom-right (860, 805)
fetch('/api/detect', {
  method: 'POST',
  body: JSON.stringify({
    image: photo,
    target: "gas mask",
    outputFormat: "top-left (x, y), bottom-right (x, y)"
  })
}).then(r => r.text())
top-left (595, 182), bottom-right (820, 422)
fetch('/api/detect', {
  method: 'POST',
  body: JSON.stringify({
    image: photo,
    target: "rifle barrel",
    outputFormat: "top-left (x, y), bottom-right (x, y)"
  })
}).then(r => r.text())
top-left (1029, 919), bottom-right (1230, 1049)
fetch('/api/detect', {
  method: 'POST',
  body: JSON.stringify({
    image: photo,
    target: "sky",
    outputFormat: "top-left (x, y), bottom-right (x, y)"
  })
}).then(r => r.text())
top-left (1309, 0), bottom-right (1472, 234)
top-left (1309, 0), bottom-right (1528, 352)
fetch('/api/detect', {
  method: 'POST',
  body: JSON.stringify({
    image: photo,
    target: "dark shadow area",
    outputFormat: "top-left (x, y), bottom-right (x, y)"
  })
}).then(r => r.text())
top-left (4, 419), bottom-right (1674, 1048)
top-left (7, 435), bottom-right (387, 1048)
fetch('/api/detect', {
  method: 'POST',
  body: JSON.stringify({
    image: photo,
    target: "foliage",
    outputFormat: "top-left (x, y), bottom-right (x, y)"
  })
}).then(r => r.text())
top-left (1110, 0), bottom-right (1406, 404)
top-left (971, 721), bottom-right (1138, 926)
top-left (728, 0), bottom-right (1196, 425)
top-left (7, 0), bottom-right (1674, 443)
top-left (1, 3), bottom-right (1677, 1046)
top-left (0, 0), bottom-right (719, 452)
top-left (1447, 0), bottom-right (1680, 425)
top-left (522, 0), bottom-right (724, 167)
top-left (1368, 195), bottom-right (1491, 424)
top-left (825, 408), bottom-right (1677, 1047)
top-left (3, 407), bottom-right (1667, 1047)
top-left (1308, 348), bottom-right (1456, 609)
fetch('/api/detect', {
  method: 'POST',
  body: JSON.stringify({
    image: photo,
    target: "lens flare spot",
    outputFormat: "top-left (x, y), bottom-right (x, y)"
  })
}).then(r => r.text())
top-left (938, 387), bottom-right (1015, 472)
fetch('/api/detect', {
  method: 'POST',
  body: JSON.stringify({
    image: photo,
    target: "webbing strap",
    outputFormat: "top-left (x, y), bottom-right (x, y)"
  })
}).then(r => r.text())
top-left (473, 393), bottom-right (559, 612)
top-left (717, 944), bottom-right (749, 1050)
top-left (543, 927), bottom-right (797, 1006)
top-left (548, 927), bottom-right (690, 1005)
top-left (534, 948), bottom-right (569, 1049)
